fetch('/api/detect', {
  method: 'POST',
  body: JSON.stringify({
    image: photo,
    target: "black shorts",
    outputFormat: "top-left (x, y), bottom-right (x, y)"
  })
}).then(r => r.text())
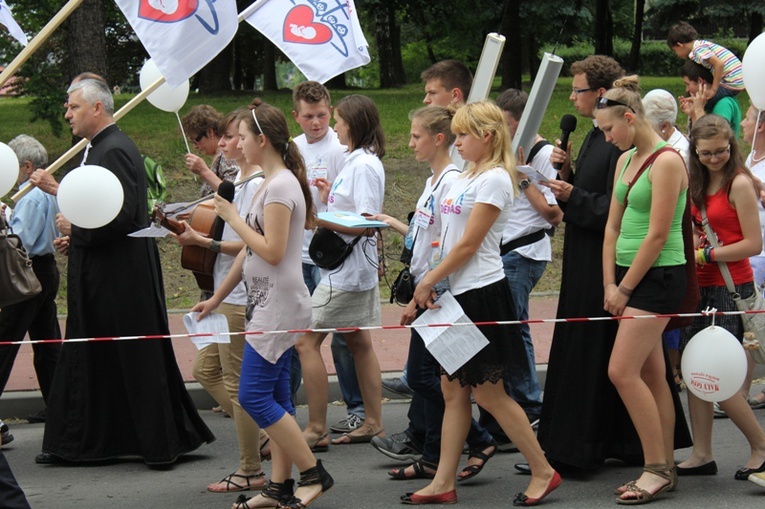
top-left (615, 265), bottom-right (686, 314)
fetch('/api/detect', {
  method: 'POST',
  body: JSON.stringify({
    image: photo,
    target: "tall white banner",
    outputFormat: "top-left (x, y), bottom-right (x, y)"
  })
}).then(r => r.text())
top-left (0, 0), bottom-right (27, 46)
top-left (114, 0), bottom-right (239, 87)
top-left (243, 0), bottom-right (370, 84)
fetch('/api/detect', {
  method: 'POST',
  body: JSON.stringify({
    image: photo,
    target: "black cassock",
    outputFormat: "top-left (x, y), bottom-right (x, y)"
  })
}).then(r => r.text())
top-left (536, 125), bottom-right (692, 470)
top-left (43, 124), bottom-right (215, 464)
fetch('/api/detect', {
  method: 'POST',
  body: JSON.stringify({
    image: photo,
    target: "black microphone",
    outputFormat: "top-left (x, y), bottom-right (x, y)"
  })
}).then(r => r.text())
top-left (213, 181), bottom-right (235, 241)
top-left (554, 114), bottom-right (578, 170)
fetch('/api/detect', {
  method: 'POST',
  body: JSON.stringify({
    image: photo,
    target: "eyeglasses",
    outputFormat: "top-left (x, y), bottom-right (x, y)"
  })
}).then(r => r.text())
top-left (596, 97), bottom-right (636, 114)
top-left (696, 145), bottom-right (730, 160)
top-left (572, 87), bottom-right (596, 95)
top-left (194, 131), bottom-right (207, 143)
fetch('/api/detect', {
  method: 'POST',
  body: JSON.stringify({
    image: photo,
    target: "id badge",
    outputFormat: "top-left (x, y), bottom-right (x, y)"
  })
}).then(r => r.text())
top-left (413, 209), bottom-right (432, 230)
top-left (308, 167), bottom-right (328, 185)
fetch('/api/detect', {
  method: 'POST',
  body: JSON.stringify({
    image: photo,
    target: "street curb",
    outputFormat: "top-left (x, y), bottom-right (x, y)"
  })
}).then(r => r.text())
top-left (1, 365), bottom-right (549, 420)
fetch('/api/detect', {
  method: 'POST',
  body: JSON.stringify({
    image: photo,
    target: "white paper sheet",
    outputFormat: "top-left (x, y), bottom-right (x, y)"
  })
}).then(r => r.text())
top-left (128, 223), bottom-right (171, 238)
top-left (412, 292), bottom-right (489, 375)
top-left (516, 164), bottom-right (550, 183)
top-left (182, 312), bottom-right (231, 350)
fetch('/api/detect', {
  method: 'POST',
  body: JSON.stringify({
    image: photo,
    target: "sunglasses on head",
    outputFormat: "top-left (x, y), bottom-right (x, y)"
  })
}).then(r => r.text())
top-left (596, 97), bottom-right (636, 114)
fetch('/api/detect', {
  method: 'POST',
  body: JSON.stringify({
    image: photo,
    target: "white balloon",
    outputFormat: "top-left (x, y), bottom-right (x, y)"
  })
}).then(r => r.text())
top-left (743, 33), bottom-right (765, 110)
top-left (0, 142), bottom-right (20, 198)
top-left (681, 325), bottom-right (747, 402)
top-left (57, 165), bottom-right (124, 229)
top-left (139, 58), bottom-right (190, 113)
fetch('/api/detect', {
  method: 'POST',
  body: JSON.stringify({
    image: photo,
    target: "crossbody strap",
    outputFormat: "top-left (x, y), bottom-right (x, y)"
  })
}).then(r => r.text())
top-left (699, 203), bottom-right (738, 295)
top-left (623, 146), bottom-right (677, 208)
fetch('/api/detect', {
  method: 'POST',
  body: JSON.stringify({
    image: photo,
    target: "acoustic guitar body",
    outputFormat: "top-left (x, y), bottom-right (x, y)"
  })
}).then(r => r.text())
top-left (181, 201), bottom-right (218, 293)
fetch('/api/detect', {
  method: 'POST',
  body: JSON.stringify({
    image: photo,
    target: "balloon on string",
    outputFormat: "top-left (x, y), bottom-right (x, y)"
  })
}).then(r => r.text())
top-left (742, 32), bottom-right (765, 110)
top-left (681, 325), bottom-right (747, 402)
top-left (57, 165), bottom-right (124, 229)
top-left (139, 59), bottom-right (190, 113)
top-left (0, 142), bottom-right (20, 197)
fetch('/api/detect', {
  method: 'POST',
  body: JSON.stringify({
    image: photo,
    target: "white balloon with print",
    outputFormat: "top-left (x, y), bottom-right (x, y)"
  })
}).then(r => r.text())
top-left (743, 32), bottom-right (765, 110)
top-left (681, 325), bottom-right (747, 402)
top-left (57, 165), bottom-right (124, 229)
top-left (139, 58), bottom-right (190, 113)
top-left (0, 142), bottom-right (20, 198)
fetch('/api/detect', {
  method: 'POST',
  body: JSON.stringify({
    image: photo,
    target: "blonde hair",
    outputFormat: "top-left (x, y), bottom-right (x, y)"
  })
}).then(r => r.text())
top-left (602, 75), bottom-right (644, 116)
top-left (409, 106), bottom-right (456, 146)
top-left (450, 101), bottom-right (518, 194)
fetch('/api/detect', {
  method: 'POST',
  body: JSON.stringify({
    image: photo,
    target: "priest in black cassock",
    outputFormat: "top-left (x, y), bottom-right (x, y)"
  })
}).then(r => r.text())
top-left (525, 56), bottom-right (692, 472)
top-left (37, 77), bottom-right (214, 465)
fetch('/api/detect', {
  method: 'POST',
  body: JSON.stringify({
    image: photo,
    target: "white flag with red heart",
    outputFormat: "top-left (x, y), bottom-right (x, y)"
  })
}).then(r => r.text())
top-left (115, 0), bottom-right (239, 87)
top-left (243, 0), bottom-right (370, 84)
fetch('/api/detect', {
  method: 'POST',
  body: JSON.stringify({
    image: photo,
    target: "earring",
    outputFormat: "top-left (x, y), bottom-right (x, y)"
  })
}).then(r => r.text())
top-left (661, 129), bottom-right (666, 134)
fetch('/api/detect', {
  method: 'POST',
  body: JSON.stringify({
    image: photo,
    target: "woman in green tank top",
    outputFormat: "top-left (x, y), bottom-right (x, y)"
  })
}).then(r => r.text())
top-left (597, 76), bottom-right (689, 504)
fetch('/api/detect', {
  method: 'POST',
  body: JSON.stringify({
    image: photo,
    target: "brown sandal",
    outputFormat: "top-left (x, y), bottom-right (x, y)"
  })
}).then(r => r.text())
top-left (616, 463), bottom-right (673, 505)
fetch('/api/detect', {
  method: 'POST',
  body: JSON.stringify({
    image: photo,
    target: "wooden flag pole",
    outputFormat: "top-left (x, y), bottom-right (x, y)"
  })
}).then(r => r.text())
top-left (0, 0), bottom-right (85, 89)
top-left (10, 76), bottom-right (166, 203)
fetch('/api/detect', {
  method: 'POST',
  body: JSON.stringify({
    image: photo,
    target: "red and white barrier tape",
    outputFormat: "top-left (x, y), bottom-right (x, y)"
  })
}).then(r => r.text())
top-left (1, 308), bottom-right (764, 347)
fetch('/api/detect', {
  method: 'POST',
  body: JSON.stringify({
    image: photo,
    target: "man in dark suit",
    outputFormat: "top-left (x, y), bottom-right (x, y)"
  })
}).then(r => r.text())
top-left (37, 77), bottom-right (214, 465)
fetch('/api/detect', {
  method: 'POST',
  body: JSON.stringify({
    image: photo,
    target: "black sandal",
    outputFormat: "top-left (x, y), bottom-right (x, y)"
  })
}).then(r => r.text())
top-left (458, 442), bottom-right (497, 482)
top-left (388, 458), bottom-right (438, 480)
top-left (278, 459), bottom-right (334, 508)
top-left (235, 479), bottom-right (294, 508)
top-left (207, 471), bottom-right (266, 493)
top-left (260, 436), bottom-right (272, 462)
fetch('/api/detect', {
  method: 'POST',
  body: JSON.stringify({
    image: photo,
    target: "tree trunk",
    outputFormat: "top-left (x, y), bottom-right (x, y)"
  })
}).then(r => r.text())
top-left (375, 1), bottom-right (406, 87)
top-left (500, 0), bottom-right (522, 91)
top-left (196, 43), bottom-right (233, 93)
top-left (594, 0), bottom-right (613, 56)
top-left (325, 74), bottom-right (347, 89)
top-left (628, 0), bottom-right (645, 72)
top-left (750, 12), bottom-right (764, 44)
top-left (263, 42), bottom-right (277, 91)
top-left (67, 0), bottom-right (108, 82)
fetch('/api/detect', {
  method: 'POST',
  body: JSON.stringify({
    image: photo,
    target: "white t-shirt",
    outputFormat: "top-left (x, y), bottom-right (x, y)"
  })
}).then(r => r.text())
top-left (747, 153), bottom-right (765, 259)
top-left (294, 130), bottom-right (347, 265)
top-left (667, 128), bottom-right (690, 165)
top-left (213, 171), bottom-right (262, 305)
top-left (321, 148), bottom-right (385, 292)
top-left (440, 167), bottom-right (513, 295)
top-left (404, 165), bottom-right (461, 283)
top-left (501, 143), bottom-right (557, 262)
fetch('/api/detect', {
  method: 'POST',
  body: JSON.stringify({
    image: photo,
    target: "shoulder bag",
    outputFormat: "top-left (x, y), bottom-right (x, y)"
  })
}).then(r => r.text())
top-left (0, 213), bottom-right (42, 307)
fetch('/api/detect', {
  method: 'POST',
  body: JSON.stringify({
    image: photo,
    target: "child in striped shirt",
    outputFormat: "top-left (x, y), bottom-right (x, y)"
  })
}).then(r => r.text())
top-left (667, 21), bottom-right (744, 106)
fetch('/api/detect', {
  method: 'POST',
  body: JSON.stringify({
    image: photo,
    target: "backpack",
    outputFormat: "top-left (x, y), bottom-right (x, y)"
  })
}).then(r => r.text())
top-left (142, 155), bottom-right (167, 214)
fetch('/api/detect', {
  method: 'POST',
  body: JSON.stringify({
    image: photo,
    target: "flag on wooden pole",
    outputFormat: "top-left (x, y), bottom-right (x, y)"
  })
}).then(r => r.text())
top-left (114, 0), bottom-right (239, 87)
top-left (0, 0), bottom-right (27, 46)
top-left (242, 0), bottom-right (370, 84)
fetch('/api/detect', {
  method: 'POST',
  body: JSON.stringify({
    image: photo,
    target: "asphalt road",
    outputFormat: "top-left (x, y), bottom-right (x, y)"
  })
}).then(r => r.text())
top-left (3, 397), bottom-right (765, 509)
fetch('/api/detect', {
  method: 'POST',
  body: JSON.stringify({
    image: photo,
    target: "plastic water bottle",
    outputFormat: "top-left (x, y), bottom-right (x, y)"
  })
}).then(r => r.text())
top-left (429, 241), bottom-right (450, 296)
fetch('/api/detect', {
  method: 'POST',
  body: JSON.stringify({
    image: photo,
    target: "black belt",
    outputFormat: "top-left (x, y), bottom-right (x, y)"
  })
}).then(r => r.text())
top-left (500, 229), bottom-right (548, 256)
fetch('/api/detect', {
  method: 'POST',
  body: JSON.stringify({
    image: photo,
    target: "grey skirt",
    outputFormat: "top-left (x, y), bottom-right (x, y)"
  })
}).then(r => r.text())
top-left (311, 284), bottom-right (381, 329)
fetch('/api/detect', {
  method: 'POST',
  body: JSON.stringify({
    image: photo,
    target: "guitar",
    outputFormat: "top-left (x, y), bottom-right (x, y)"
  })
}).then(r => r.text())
top-left (152, 202), bottom-right (220, 293)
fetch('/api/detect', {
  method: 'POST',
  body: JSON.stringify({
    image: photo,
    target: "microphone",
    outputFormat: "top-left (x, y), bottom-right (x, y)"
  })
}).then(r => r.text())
top-left (554, 114), bottom-right (578, 170)
top-left (213, 181), bottom-right (236, 241)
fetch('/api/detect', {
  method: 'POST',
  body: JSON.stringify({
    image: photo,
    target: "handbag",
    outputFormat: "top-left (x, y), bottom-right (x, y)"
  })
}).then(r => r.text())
top-left (309, 227), bottom-right (362, 270)
top-left (390, 265), bottom-right (415, 305)
top-left (700, 204), bottom-right (765, 364)
top-left (0, 213), bottom-right (42, 307)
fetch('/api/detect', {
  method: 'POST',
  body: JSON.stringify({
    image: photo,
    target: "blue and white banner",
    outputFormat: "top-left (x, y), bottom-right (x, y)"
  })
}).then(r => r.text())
top-left (243, 0), bottom-right (370, 83)
top-left (114, 0), bottom-right (239, 87)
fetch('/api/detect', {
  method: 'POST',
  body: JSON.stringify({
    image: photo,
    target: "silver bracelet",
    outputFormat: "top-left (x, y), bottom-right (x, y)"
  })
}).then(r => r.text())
top-left (209, 240), bottom-right (221, 253)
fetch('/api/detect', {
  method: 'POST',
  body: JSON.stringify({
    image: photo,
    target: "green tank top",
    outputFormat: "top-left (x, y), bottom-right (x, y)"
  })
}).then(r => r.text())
top-left (614, 142), bottom-right (686, 267)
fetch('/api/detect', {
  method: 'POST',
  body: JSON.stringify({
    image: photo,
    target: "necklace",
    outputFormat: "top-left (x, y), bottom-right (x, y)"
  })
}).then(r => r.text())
top-left (752, 149), bottom-right (765, 164)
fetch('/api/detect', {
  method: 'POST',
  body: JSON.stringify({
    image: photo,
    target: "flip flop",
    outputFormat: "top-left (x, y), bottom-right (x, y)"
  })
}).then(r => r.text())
top-left (389, 458), bottom-right (438, 480)
top-left (331, 427), bottom-right (384, 445)
top-left (458, 442), bottom-right (497, 482)
top-left (207, 471), bottom-right (266, 493)
top-left (305, 432), bottom-right (330, 453)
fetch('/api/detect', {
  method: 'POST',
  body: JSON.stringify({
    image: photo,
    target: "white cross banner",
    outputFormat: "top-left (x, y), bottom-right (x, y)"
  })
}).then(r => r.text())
top-left (0, 0), bottom-right (27, 46)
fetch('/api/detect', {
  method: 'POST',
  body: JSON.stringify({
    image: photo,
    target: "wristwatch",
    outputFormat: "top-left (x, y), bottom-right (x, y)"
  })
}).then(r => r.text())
top-left (519, 179), bottom-right (531, 190)
top-left (209, 240), bottom-right (222, 253)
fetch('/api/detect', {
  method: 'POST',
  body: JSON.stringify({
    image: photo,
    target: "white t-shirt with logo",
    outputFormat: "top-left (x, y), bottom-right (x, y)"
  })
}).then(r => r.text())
top-left (321, 148), bottom-right (385, 292)
top-left (404, 165), bottom-right (460, 283)
top-left (294, 130), bottom-right (347, 265)
top-left (213, 171), bottom-right (262, 305)
top-left (501, 143), bottom-right (557, 262)
top-left (440, 167), bottom-right (513, 295)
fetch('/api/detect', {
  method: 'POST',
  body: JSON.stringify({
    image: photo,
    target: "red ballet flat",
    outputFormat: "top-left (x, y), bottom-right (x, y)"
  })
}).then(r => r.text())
top-left (513, 471), bottom-right (562, 506)
top-left (400, 489), bottom-right (458, 505)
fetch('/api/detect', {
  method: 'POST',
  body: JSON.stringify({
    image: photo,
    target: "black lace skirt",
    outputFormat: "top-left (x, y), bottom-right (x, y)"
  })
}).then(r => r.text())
top-left (443, 278), bottom-right (530, 387)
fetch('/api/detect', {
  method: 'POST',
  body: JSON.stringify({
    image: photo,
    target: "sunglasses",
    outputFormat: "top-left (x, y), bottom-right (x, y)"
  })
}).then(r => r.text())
top-left (194, 131), bottom-right (207, 143)
top-left (596, 97), bottom-right (636, 114)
